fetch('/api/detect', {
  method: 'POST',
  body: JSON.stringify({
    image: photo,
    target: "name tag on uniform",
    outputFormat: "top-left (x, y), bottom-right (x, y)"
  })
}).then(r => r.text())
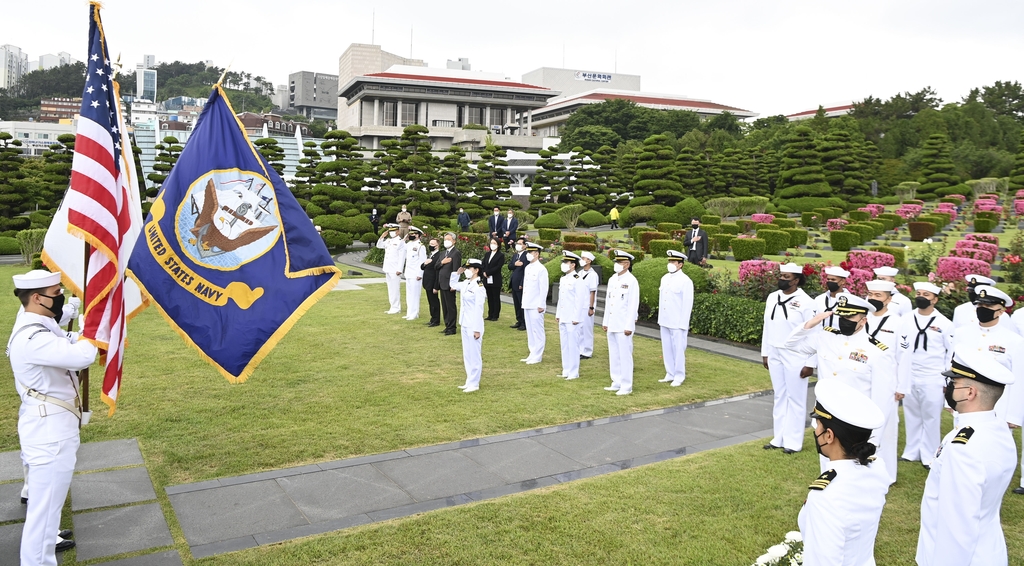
top-left (849, 351), bottom-right (868, 363)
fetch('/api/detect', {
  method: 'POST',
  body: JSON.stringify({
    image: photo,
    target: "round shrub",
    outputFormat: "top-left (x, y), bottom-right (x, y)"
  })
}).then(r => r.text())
top-left (657, 222), bottom-right (683, 233)
top-left (701, 214), bottom-right (721, 225)
top-left (845, 224), bottom-right (874, 244)
top-left (562, 234), bottom-right (595, 244)
top-left (640, 231), bottom-right (671, 252)
top-left (771, 218), bottom-right (797, 229)
top-left (578, 210), bottom-right (608, 227)
top-left (0, 236), bottom-right (19, 255)
top-left (908, 222), bottom-right (936, 241)
top-left (731, 237), bottom-right (767, 261)
top-left (674, 197), bottom-right (707, 224)
top-left (801, 212), bottom-right (822, 228)
top-left (712, 233), bottom-right (734, 253)
top-left (829, 230), bottom-right (860, 252)
top-left (848, 210), bottom-right (870, 222)
top-left (306, 203), bottom-right (325, 217)
top-left (538, 228), bottom-right (562, 241)
top-left (973, 218), bottom-right (997, 233)
top-left (563, 241), bottom-right (598, 253)
top-left (649, 239), bottom-right (684, 258)
top-left (755, 229), bottom-right (791, 255)
top-left (718, 223), bottom-right (741, 235)
top-left (534, 213), bottom-right (567, 229)
top-left (782, 228), bottom-right (808, 247)
top-left (321, 230), bottom-right (353, 250)
top-left (633, 258), bottom-right (711, 312)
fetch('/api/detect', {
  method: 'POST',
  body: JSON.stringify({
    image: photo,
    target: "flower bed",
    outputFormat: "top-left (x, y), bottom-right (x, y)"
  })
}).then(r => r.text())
top-left (965, 233), bottom-right (999, 245)
top-left (1015, 199), bottom-right (1024, 216)
top-left (949, 248), bottom-right (995, 262)
top-left (954, 239), bottom-right (999, 256)
top-left (751, 213), bottom-right (776, 224)
top-left (936, 256), bottom-right (991, 281)
top-left (826, 218), bottom-right (848, 231)
top-left (896, 203), bottom-right (923, 220)
top-left (846, 250), bottom-right (895, 271)
top-left (816, 264), bottom-right (873, 296)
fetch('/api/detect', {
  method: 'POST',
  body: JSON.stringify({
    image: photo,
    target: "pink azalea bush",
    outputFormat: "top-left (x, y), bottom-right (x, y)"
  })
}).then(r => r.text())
top-left (1016, 190), bottom-right (1024, 199)
top-left (846, 250), bottom-right (895, 271)
top-left (945, 194), bottom-right (967, 203)
top-left (935, 202), bottom-right (958, 221)
top-left (865, 204), bottom-right (885, 216)
top-left (949, 248), bottom-right (995, 263)
top-left (936, 256), bottom-right (991, 282)
top-left (752, 213), bottom-right (776, 224)
top-left (965, 233), bottom-right (999, 245)
top-left (1014, 199), bottom-right (1024, 216)
top-left (955, 239), bottom-right (999, 256)
top-left (896, 204), bottom-right (923, 220)
top-left (738, 259), bottom-right (779, 283)
top-left (826, 218), bottom-right (849, 231)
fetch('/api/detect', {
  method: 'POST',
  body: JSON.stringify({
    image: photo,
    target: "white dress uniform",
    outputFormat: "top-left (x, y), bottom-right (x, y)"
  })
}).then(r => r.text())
top-left (658, 262), bottom-right (693, 386)
top-left (865, 307), bottom-right (902, 483)
top-left (577, 265), bottom-right (600, 357)
top-left (8, 287), bottom-right (97, 566)
top-left (455, 267), bottom-right (486, 391)
top-left (799, 379), bottom-right (889, 566)
top-left (521, 250), bottom-right (549, 364)
top-left (888, 291), bottom-right (912, 318)
top-left (895, 308), bottom-right (954, 466)
top-left (761, 283), bottom-right (814, 451)
top-left (403, 237), bottom-right (426, 320)
top-left (377, 230), bottom-right (406, 314)
top-left (813, 289), bottom-right (848, 329)
top-left (556, 264), bottom-right (587, 380)
top-left (603, 260), bottom-right (640, 394)
top-left (952, 301), bottom-right (1012, 330)
top-left (916, 351), bottom-right (1017, 566)
top-left (952, 321), bottom-right (1024, 427)
top-left (785, 296), bottom-right (896, 474)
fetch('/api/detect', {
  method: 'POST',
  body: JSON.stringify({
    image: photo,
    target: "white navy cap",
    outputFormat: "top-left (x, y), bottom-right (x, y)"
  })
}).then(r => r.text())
top-left (408, 226), bottom-right (424, 235)
top-left (525, 242), bottom-right (544, 251)
top-left (812, 379), bottom-right (886, 431)
top-left (965, 274), bottom-right (995, 286)
top-left (562, 251), bottom-right (582, 262)
top-left (612, 250), bottom-right (635, 261)
top-left (780, 263), bottom-right (802, 274)
top-left (944, 349), bottom-right (1015, 386)
top-left (824, 266), bottom-right (850, 278)
top-left (463, 258), bottom-right (482, 268)
top-left (666, 250), bottom-right (686, 260)
top-left (913, 282), bottom-right (942, 295)
top-left (865, 280), bottom-right (895, 293)
top-left (873, 266), bottom-right (899, 277)
top-left (834, 293), bottom-right (876, 315)
top-left (580, 251), bottom-right (595, 261)
top-left (973, 285), bottom-right (1012, 307)
top-left (12, 270), bottom-right (62, 290)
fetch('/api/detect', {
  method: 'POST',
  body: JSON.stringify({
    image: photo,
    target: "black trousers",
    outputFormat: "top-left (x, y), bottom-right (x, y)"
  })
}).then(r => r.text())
top-left (485, 284), bottom-right (501, 319)
top-left (426, 288), bottom-right (441, 323)
top-left (441, 289), bottom-right (457, 332)
top-left (511, 285), bottom-right (524, 326)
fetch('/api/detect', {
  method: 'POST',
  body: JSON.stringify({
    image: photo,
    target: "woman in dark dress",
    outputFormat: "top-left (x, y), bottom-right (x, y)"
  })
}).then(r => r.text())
top-left (481, 237), bottom-right (506, 321)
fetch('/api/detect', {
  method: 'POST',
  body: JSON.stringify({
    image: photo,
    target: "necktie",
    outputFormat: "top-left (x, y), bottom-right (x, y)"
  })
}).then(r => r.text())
top-left (823, 296), bottom-right (834, 327)
top-left (869, 315), bottom-right (889, 339)
top-left (914, 315), bottom-right (936, 351)
top-left (691, 229), bottom-right (698, 251)
top-left (771, 295), bottom-right (795, 320)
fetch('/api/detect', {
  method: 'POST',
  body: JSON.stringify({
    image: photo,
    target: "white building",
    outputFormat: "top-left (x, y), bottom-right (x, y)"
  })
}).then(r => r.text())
top-left (522, 67), bottom-right (641, 99)
top-left (28, 52), bottom-right (78, 72)
top-left (786, 102), bottom-right (856, 121)
top-left (0, 121), bottom-right (75, 157)
top-left (130, 100), bottom-right (159, 128)
top-left (0, 44), bottom-right (29, 90)
top-left (136, 68), bottom-right (158, 104)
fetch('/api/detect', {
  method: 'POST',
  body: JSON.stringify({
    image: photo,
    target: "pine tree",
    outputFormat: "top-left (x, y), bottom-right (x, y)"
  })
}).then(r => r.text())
top-left (715, 148), bottom-right (753, 197)
top-left (632, 134), bottom-right (682, 205)
top-left (530, 147), bottom-right (568, 213)
top-left (916, 133), bottom-right (960, 200)
top-left (254, 138), bottom-right (286, 176)
top-left (38, 133), bottom-right (75, 209)
top-left (394, 125), bottom-right (436, 192)
top-left (474, 144), bottom-right (511, 205)
top-left (291, 141), bottom-right (321, 202)
top-left (775, 126), bottom-right (831, 199)
top-left (0, 132), bottom-right (29, 217)
top-left (819, 129), bottom-right (867, 199)
top-left (613, 149), bottom-right (639, 198)
top-left (590, 145), bottom-right (618, 212)
top-left (439, 147), bottom-right (473, 209)
top-left (1008, 130), bottom-right (1024, 192)
top-left (754, 147), bottom-right (780, 196)
top-left (674, 146), bottom-right (705, 199)
top-left (146, 136), bottom-right (183, 198)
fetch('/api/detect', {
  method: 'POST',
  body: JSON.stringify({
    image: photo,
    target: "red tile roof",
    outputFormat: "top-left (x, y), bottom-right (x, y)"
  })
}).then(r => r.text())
top-left (365, 72), bottom-right (550, 90)
top-left (786, 104), bottom-right (855, 118)
top-left (575, 92), bottom-right (751, 113)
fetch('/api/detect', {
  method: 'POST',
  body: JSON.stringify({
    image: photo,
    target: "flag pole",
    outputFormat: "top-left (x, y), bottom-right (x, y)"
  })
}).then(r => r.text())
top-left (80, 242), bottom-right (90, 413)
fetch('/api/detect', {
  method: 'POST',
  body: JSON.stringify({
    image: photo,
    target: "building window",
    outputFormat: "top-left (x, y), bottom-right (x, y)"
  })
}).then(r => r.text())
top-left (467, 107), bottom-right (484, 126)
top-left (38, 133), bottom-right (49, 139)
top-left (383, 101), bottom-right (398, 126)
top-left (401, 102), bottom-right (417, 126)
top-left (490, 108), bottom-right (505, 126)
top-left (432, 120), bottom-right (455, 128)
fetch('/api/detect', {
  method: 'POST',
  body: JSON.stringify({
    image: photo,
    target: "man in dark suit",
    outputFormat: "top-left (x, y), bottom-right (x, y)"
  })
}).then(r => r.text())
top-left (482, 236), bottom-right (506, 321)
top-left (502, 208), bottom-right (519, 251)
top-left (508, 235), bottom-right (528, 330)
top-left (487, 207), bottom-right (505, 245)
top-left (683, 217), bottom-right (709, 266)
top-left (435, 232), bottom-right (462, 335)
top-left (421, 237), bottom-right (442, 327)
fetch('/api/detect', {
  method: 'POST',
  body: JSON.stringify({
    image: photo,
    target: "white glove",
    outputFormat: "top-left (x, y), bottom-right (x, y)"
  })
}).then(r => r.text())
top-left (68, 296), bottom-right (82, 311)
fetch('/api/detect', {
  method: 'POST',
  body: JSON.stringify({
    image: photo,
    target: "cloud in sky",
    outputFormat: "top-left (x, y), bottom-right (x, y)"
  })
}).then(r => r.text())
top-left (6, 0), bottom-right (1023, 117)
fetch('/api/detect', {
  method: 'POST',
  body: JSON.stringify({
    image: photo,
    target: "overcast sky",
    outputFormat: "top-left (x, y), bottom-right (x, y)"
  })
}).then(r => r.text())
top-left (6, 0), bottom-right (1023, 118)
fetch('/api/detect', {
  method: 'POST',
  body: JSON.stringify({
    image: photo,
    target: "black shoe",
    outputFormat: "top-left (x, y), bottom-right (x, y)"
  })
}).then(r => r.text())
top-left (20, 497), bottom-right (27, 504)
top-left (1013, 487), bottom-right (1024, 495)
top-left (922, 464), bottom-right (931, 471)
top-left (426, 322), bottom-right (440, 327)
top-left (580, 355), bottom-right (591, 359)
top-left (444, 330), bottom-right (457, 336)
top-left (899, 457), bottom-right (913, 462)
top-left (509, 323), bottom-right (521, 328)
top-left (782, 448), bottom-right (798, 455)
top-left (58, 529), bottom-right (72, 539)
top-left (763, 444), bottom-right (781, 450)
top-left (55, 539), bottom-right (75, 552)
top-left (517, 325), bottom-right (526, 331)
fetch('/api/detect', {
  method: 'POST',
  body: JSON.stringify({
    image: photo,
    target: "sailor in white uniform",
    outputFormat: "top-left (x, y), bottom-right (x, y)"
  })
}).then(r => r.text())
top-left (555, 251), bottom-right (587, 380)
top-left (916, 351), bottom-right (1018, 566)
top-left (895, 282), bottom-right (954, 469)
top-left (454, 258), bottom-right (486, 392)
top-left (799, 380), bottom-right (889, 566)
top-left (657, 250), bottom-right (693, 387)
top-left (864, 279), bottom-right (902, 483)
top-left (520, 242), bottom-right (549, 364)
top-left (952, 274), bottom-right (1011, 330)
top-left (603, 251), bottom-right (640, 395)
top-left (577, 251), bottom-right (600, 359)
top-left (376, 223), bottom-right (406, 314)
top-left (403, 227), bottom-right (427, 320)
top-left (872, 266), bottom-right (911, 317)
top-left (813, 266), bottom-right (850, 329)
top-left (761, 262), bottom-right (814, 453)
top-left (8, 270), bottom-right (97, 565)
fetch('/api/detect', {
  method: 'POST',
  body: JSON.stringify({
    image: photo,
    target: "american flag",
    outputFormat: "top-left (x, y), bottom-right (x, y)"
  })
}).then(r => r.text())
top-left (62, 3), bottom-right (140, 415)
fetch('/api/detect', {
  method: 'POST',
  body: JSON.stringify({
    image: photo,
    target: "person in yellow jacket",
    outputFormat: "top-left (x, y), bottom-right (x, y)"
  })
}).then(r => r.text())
top-left (609, 206), bottom-right (620, 229)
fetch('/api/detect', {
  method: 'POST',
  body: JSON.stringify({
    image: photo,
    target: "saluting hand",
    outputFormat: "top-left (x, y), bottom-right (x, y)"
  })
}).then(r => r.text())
top-left (803, 310), bottom-right (834, 329)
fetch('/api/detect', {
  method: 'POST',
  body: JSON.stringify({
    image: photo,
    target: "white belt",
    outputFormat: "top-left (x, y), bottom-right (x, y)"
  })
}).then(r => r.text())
top-left (23, 389), bottom-right (82, 419)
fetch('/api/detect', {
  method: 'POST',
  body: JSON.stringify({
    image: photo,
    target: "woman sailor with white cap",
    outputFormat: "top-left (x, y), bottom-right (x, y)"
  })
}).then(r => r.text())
top-left (872, 266), bottom-right (911, 317)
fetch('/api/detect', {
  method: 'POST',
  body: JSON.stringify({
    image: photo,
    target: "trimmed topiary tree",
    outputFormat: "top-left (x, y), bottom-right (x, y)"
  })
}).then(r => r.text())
top-left (916, 134), bottom-right (960, 201)
top-left (719, 223), bottom-right (741, 235)
top-left (731, 237), bottom-right (767, 261)
top-left (1009, 130), bottom-right (1024, 192)
top-left (771, 218), bottom-right (797, 229)
top-left (782, 228), bottom-right (809, 247)
top-left (829, 230), bottom-right (859, 252)
top-left (973, 218), bottom-right (997, 233)
top-left (908, 222), bottom-right (936, 241)
top-left (756, 229), bottom-right (791, 255)
top-left (640, 231), bottom-right (671, 252)
top-left (701, 214), bottom-right (721, 225)
top-left (538, 228), bottom-right (562, 241)
top-left (649, 239), bottom-right (684, 258)
top-left (775, 125), bottom-right (831, 199)
top-left (845, 224), bottom-right (874, 244)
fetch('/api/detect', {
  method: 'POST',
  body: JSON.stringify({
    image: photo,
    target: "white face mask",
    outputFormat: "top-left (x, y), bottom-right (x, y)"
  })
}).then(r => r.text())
top-left (667, 263), bottom-right (679, 273)
top-left (491, 242), bottom-right (499, 250)
top-left (515, 244), bottom-right (524, 252)
top-left (508, 213), bottom-right (514, 218)
top-left (389, 231), bottom-right (397, 238)
top-left (494, 211), bottom-right (500, 216)
top-left (465, 268), bottom-right (476, 279)
top-left (444, 240), bottom-right (454, 249)
top-left (530, 252), bottom-right (539, 262)
top-left (613, 263), bottom-right (626, 273)
top-left (560, 262), bottom-right (572, 273)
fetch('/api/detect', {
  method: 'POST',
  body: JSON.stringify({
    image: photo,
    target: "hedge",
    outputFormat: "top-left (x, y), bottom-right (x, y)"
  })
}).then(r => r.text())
top-left (640, 231), bottom-right (671, 252)
top-left (939, 197), bottom-right (963, 205)
top-left (731, 238), bottom-right (766, 261)
top-left (771, 218), bottom-right (797, 229)
top-left (782, 228), bottom-right (808, 247)
top-left (865, 221), bottom-right (886, 238)
top-left (845, 224), bottom-right (874, 244)
top-left (634, 258), bottom-right (711, 313)
top-left (877, 213), bottom-right (904, 227)
top-left (321, 230), bottom-right (353, 249)
top-left (578, 210), bottom-right (607, 227)
top-left (848, 210), bottom-right (870, 222)
top-left (871, 246), bottom-right (907, 268)
top-left (562, 242), bottom-right (598, 252)
top-left (712, 233), bottom-right (734, 253)
top-left (811, 208), bottom-right (837, 221)
top-left (649, 239), bottom-right (684, 258)
top-left (703, 225), bottom-right (722, 236)
top-left (755, 229), bottom-right (791, 255)
top-left (931, 211), bottom-right (951, 226)
top-left (657, 222), bottom-right (683, 233)
top-left (829, 230), bottom-right (859, 252)
top-left (689, 294), bottom-right (764, 345)
top-left (629, 226), bottom-right (651, 244)
top-left (538, 228), bottom-right (561, 241)
top-left (563, 234), bottom-right (595, 244)
top-left (534, 213), bottom-right (567, 229)
top-left (917, 215), bottom-right (945, 233)
top-left (776, 197), bottom-right (847, 213)
top-left (801, 212), bottom-right (822, 228)
top-left (973, 218), bottom-right (997, 233)
top-left (975, 210), bottom-right (999, 222)
top-left (701, 215), bottom-right (721, 225)
top-left (0, 236), bottom-right (19, 255)
top-left (908, 222), bottom-right (936, 241)
top-left (719, 223), bottom-right (741, 235)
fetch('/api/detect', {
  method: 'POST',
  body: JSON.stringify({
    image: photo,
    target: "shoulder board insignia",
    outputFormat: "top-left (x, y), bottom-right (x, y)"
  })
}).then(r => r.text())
top-left (809, 469), bottom-right (837, 491)
top-left (868, 336), bottom-right (888, 350)
top-left (951, 426), bottom-right (975, 445)
top-left (573, 273), bottom-right (579, 279)
top-left (477, 280), bottom-right (485, 287)
top-left (823, 327), bottom-right (842, 334)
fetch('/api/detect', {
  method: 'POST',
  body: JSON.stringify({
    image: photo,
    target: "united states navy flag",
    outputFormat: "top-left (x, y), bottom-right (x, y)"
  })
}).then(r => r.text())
top-left (128, 85), bottom-right (339, 383)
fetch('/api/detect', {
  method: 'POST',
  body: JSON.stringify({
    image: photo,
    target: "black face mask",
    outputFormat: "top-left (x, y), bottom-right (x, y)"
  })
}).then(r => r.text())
top-left (814, 428), bottom-right (828, 457)
top-left (944, 382), bottom-right (963, 411)
top-left (777, 278), bottom-right (793, 291)
top-left (867, 299), bottom-right (885, 312)
top-left (967, 287), bottom-right (978, 303)
top-left (976, 306), bottom-right (998, 323)
top-left (691, 224), bottom-right (699, 229)
top-left (41, 293), bottom-right (65, 320)
top-left (915, 296), bottom-right (932, 310)
top-left (827, 281), bottom-right (840, 293)
top-left (838, 317), bottom-right (859, 336)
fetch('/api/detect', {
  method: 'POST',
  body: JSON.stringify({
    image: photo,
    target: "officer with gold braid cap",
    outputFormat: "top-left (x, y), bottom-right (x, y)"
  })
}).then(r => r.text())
top-left (917, 350), bottom-right (1017, 566)
top-left (799, 379), bottom-right (889, 566)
